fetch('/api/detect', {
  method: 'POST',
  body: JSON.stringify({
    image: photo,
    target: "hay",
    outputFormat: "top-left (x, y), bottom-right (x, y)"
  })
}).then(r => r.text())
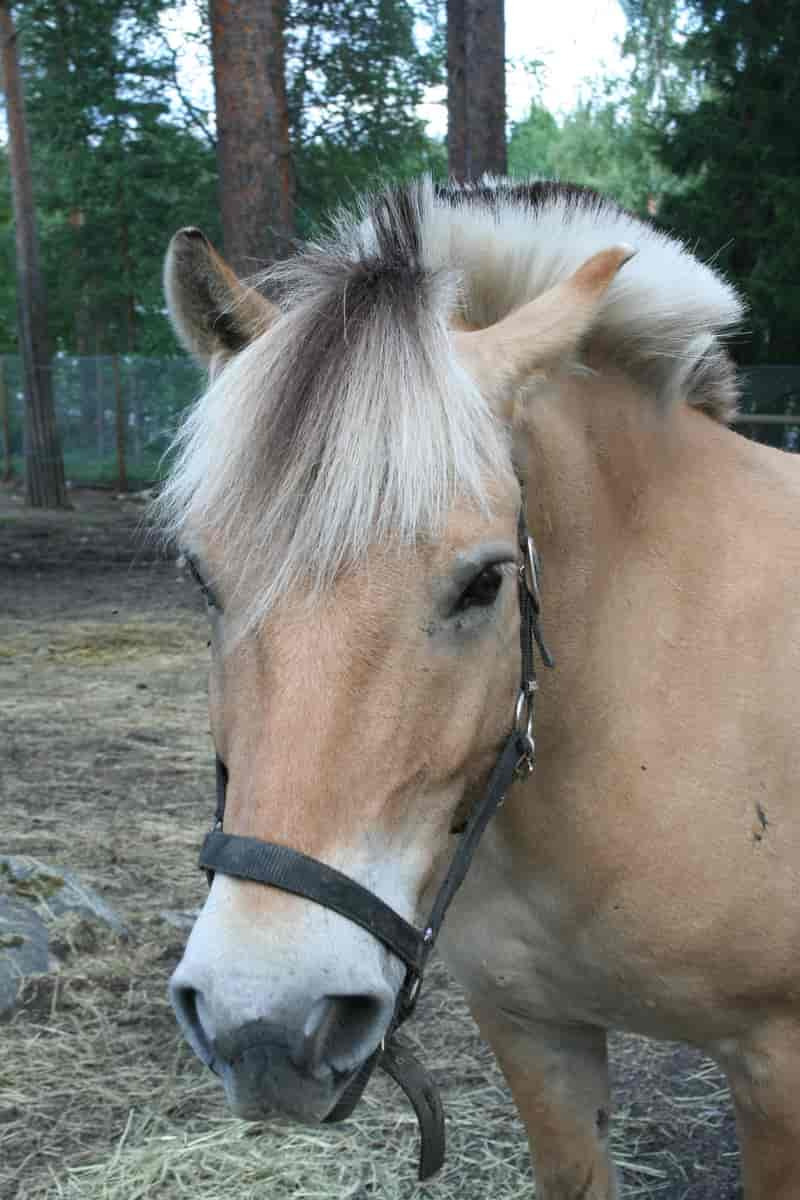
top-left (1, 944), bottom-right (533, 1200)
top-left (1, 933), bottom-right (736, 1200)
top-left (0, 619), bottom-right (206, 666)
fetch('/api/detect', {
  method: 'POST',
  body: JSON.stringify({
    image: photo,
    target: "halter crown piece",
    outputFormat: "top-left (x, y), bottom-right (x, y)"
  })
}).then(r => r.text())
top-left (198, 506), bottom-right (554, 1180)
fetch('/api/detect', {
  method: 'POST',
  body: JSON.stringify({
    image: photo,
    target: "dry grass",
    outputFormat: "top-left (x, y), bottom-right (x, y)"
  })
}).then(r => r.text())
top-left (1, 939), bottom-right (530, 1200)
top-left (0, 619), bottom-right (204, 665)
top-left (0, 917), bottom-right (737, 1200)
top-left (2, 941), bottom-right (700, 1200)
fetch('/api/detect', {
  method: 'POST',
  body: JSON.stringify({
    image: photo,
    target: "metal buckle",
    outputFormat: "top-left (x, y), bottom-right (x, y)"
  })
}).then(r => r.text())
top-left (521, 535), bottom-right (541, 613)
top-left (513, 685), bottom-right (537, 774)
top-left (402, 971), bottom-right (422, 1017)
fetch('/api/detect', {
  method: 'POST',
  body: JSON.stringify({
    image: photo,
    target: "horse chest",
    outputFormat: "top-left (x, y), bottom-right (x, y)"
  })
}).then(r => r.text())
top-left (436, 827), bottom-right (628, 1024)
top-left (436, 820), bottom-right (729, 1039)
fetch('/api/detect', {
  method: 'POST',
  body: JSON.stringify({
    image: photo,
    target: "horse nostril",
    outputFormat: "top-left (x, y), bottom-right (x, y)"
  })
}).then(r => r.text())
top-left (171, 984), bottom-right (215, 1069)
top-left (299, 994), bottom-right (387, 1077)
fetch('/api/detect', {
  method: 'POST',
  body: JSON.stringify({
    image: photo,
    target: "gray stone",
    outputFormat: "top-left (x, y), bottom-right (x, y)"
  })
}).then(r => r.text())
top-left (0, 855), bottom-right (129, 938)
top-left (159, 909), bottom-right (199, 931)
top-left (0, 896), bottom-right (49, 1018)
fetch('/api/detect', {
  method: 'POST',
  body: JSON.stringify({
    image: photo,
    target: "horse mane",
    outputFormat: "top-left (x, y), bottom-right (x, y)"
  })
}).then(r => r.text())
top-left (427, 179), bottom-right (743, 421)
top-left (158, 177), bottom-right (743, 633)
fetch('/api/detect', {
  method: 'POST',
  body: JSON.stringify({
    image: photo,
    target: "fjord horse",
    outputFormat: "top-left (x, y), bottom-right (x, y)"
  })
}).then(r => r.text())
top-left (160, 180), bottom-right (800, 1198)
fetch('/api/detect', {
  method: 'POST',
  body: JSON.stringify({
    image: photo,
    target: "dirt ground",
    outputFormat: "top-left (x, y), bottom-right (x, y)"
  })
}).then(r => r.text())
top-left (1, 485), bottom-right (741, 1200)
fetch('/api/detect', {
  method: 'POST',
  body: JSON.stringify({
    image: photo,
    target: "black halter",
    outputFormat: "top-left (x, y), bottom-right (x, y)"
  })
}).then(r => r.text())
top-left (198, 509), bottom-right (554, 1179)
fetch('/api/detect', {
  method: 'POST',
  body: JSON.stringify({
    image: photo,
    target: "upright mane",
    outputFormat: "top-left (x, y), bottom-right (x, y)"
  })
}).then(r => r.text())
top-left (427, 179), bottom-right (743, 419)
top-left (158, 177), bottom-right (743, 633)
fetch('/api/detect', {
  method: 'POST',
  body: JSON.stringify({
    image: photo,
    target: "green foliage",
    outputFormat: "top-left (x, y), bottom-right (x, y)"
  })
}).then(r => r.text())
top-left (5, 0), bottom-right (220, 356)
top-left (620, 0), bottom-right (698, 113)
top-left (511, 2), bottom-right (800, 370)
top-left (287, 0), bottom-right (447, 228)
top-left (619, 1), bottom-right (800, 365)
top-left (508, 95), bottom-right (671, 217)
top-left (651, 1), bottom-right (800, 364)
top-left (6, 0), bottom-right (794, 377)
top-left (2, 0), bottom-right (445, 352)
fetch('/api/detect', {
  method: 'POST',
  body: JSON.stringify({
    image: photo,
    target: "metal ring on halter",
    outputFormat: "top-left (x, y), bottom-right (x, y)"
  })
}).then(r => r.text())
top-left (403, 973), bottom-right (422, 1013)
top-left (522, 535), bottom-right (542, 612)
top-left (514, 686), bottom-right (536, 768)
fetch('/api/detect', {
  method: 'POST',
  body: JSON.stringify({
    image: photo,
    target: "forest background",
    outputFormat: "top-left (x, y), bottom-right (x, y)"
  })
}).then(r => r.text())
top-left (0, 0), bottom-right (798, 483)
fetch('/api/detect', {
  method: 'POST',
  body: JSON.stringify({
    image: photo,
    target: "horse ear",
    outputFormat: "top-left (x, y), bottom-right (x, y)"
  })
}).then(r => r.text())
top-left (164, 228), bottom-right (279, 369)
top-left (454, 245), bottom-right (636, 420)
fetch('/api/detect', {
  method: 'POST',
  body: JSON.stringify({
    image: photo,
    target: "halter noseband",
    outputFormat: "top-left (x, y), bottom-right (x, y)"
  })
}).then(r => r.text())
top-left (197, 508), bottom-right (553, 1179)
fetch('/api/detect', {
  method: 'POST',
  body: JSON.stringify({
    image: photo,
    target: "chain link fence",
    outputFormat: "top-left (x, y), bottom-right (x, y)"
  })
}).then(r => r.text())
top-left (734, 365), bottom-right (800, 451)
top-left (1, 357), bottom-right (799, 490)
top-left (0, 354), bottom-right (203, 489)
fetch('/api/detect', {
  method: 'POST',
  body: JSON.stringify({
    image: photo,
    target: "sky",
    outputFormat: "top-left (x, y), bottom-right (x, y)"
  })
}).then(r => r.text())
top-left (507, 0), bottom-right (628, 116)
top-left (422, 0), bottom-right (629, 133)
top-left (165, 1), bottom-right (630, 136)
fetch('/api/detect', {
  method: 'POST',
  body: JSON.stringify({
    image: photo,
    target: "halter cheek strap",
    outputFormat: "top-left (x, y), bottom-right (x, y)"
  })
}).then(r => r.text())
top-left (197, 510), bottom-right (553, 1180)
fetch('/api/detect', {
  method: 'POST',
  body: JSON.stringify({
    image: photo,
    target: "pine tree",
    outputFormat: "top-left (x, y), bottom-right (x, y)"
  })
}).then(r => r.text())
top-left (0, 0), bottom-right (66, 506)
top-left (508, 95), bottom-right (673, 216)
top-left (447, 0), bottom-right (506, 181)
top-left (652, 1), bottom-right (800, 364)
top-left (0, 0), bottom-right (445, 357)
top-left (7, 0), bottom-right (219, 356)
top-left (287, 0), bottom-right (445, 226)
top-left (210, 0), bottom-right (294, 274)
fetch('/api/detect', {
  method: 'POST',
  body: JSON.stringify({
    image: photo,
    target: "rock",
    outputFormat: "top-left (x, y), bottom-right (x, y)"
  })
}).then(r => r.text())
top-left (0, 856), bottom-right (129, 938)
top-left (159, 909), bottom-right (199, 931)
top-left (48, 911), bottom-right (103, 960)
top-left (0, 897), bottom-right (49, 1018)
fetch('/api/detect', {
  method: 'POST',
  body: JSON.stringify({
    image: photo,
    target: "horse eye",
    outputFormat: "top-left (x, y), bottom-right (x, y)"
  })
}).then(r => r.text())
top-left (454, 564), bottom-right (504, 614)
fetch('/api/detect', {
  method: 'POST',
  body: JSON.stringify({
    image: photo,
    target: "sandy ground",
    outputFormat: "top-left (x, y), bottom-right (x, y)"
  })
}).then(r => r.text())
top-left (0, 485), bottom-right (741, 1199)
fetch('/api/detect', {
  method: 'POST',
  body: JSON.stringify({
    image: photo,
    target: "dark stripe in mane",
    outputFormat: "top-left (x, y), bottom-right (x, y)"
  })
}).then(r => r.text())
top-left (435, 178), bottom-right (609, 215)
top-left (264, 186), bottom-right (430, 470)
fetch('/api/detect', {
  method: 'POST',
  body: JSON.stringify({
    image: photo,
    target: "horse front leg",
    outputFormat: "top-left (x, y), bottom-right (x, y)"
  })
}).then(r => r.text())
top-left (714, 1018), bottom-right (800, 1199)
top-left (471, 1003), bottom-right (619, 1199)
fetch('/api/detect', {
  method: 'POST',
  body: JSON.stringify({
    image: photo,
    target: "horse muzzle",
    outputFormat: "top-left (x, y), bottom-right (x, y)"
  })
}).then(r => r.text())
top-left (216, 1016), bottom-right (360, 1123)
top-left (170, 959), bottom-right (396, 1123)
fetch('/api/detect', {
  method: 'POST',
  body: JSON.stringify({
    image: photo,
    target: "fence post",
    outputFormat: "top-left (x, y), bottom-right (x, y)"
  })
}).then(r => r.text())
top-left (0, 357), bottom-right (11, 480)
top-left (113, 354), bottom-right (127, 493)
top-left (96, 356), bottom-right (104, 457)
top-left (131, 360), bottom-right (142, 463)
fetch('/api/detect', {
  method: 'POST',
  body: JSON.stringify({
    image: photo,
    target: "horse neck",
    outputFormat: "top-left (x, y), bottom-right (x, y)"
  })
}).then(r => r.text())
top-left (518, 357), bottom-right (732, 654)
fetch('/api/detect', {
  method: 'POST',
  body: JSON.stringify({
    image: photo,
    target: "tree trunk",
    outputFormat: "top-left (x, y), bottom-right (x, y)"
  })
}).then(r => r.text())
top-left (119, 198), bottom-right (137, 354)
top-left (447, 0), bottom-right (468, 181)
top-left (447, 0), bottom-right (507, 182)
top-left (77, 303), bottom-right (97, 449)
top-left (96, 356), bottom-right (105, 457)
top-left (0, 357), bottom-right (12, 481)
top-left (0, 1), bottom-right (67, 507)
top-left (210, 0), bottom-right (295, 276)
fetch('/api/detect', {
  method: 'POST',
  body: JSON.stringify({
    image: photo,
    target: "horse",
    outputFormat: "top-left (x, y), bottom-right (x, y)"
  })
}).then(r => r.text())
top-left (158, 178), bottom-right (800, 1198)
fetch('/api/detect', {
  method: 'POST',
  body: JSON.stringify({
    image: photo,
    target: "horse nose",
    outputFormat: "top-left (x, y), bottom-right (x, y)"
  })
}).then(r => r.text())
top-left (298, 993), bottom-right (389, 1075)
top-left (207, 996), bottom-right (392, 1123)
top-left (170, 983), bottom-right (216, 1068)
top-left (170, 979), bottom-right (392, 1080)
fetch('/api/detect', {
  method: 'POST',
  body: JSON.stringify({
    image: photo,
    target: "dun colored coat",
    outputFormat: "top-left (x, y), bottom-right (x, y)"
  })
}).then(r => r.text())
top-left (160, 180), bottom-right (800, 1199)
